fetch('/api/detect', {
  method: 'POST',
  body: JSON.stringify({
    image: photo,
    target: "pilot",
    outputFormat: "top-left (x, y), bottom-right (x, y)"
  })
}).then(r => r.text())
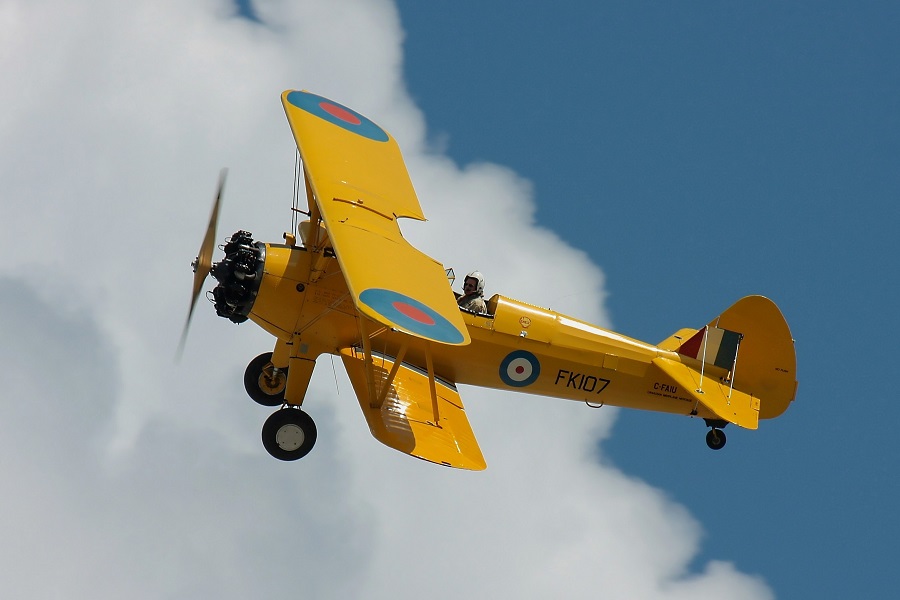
top-left (458, 271), bottom-right (487, 314)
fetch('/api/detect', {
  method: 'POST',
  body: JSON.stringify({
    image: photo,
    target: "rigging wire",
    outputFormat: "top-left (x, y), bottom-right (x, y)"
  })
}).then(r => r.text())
top-left (292, 149), bottom-right (300, 238)
top-left (330, 355), bottom-right (340, 396)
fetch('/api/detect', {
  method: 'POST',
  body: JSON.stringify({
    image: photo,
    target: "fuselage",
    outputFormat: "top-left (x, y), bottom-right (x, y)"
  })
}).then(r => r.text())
top-left (213, 238), bottom-right (725, 423)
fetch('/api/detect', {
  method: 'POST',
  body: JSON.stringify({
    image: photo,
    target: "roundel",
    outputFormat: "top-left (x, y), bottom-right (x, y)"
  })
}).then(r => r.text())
top-left (286, 91), bottom-right (389, 142)
top-left (499, 350), bottom-right (541, 387)
top-left (359, 289), bottom-right (465, 345)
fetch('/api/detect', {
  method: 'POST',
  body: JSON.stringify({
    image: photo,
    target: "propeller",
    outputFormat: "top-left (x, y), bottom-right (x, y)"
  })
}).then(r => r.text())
top-left (177, 168), bottom-right (227, 360)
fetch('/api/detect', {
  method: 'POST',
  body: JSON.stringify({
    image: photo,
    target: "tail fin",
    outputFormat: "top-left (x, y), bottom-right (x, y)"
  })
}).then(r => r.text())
top-left (662, 296), bottom-right (797, 421)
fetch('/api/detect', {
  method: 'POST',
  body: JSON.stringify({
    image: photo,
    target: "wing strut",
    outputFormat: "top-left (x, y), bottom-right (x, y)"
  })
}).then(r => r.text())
top-left (373, 343), bottom-right (407, 409)
top-left (425, 344), bottom-right (441, 428)
top-left (356, 316), bottom-right (440, 428)
top-left (358, 315), bottom-right (377, 408)
top-left (339, 345), bottom-right (487, 470)
top-left (358, 315), bottom-right (410, 409)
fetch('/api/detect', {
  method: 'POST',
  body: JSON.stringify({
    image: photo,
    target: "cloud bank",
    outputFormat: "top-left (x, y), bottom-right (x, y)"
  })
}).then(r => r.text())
top-left (0, 1), bottom-right (772, 597)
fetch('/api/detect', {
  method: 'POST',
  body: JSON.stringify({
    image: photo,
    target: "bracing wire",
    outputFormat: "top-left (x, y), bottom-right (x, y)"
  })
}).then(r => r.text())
top-left (330, 355), bottom-right (340, 396)
top-left (292, 150), bottom-right (300, 238)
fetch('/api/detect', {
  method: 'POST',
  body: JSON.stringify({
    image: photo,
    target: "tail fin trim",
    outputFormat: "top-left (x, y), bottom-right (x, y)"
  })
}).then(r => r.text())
top-left (678, 326), bottom-right (743, 371)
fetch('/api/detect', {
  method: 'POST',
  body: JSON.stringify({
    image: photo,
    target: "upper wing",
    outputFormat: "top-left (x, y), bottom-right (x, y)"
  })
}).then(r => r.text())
top-left (282, 90), bottom-right (469, 346)
top-left (341, 347), bottom-right (486, 470)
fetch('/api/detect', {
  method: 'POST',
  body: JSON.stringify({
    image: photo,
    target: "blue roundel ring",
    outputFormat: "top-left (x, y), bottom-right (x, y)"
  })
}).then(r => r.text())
top-left (286, 91), bottom-right (389, 142)
top-left (359, 289), bottom-right (465, 345)
top-left (499, 350), bottom-right (541, 387)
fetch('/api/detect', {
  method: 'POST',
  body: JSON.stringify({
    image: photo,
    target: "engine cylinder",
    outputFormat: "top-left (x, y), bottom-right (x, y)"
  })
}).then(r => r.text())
top-left (211, 230), bottom-right (265, 323)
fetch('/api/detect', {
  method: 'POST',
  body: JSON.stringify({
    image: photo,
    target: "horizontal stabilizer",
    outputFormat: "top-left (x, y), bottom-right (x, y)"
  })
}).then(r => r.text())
top-left (341, 348), bottom-right (486, 470)
top-left (652, 357), bottom-right (760, 429)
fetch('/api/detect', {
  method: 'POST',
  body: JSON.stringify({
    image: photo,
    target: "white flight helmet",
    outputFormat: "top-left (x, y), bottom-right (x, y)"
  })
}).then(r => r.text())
top-left (465, 271), bottom-right (485, 295)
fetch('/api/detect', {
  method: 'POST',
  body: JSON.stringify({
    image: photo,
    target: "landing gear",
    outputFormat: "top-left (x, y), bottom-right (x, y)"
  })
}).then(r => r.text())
top-left (247, 349), bottom-right (319, 462)
top-left (244, 352), bottom-right (287, 406)
top-left (705, 428), bottom-right (727, 450)
top-left (261, 407), bottom-right (317, 461)
top-left (703, 419), bottom-right (728, 450)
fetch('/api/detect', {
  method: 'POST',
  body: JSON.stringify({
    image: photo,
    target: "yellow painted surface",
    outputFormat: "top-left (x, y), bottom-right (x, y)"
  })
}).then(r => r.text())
top-left (250, 237), bottom-right (795, 433)
top-left (341, 348), bottom-right (486, 470)
top-left (711, 295), bottom-right (797, 419)
top-left (652, 357), bottom-right (760, 429)
top-left (281, 90), bottom-right (423, 220)
top-left (369, 294), bottom-right (794, 429)
top-left (281, 90), bottom-right (468, 346)
top-left (230, 91), bottom-right (801, 468)
top-left (248, 244), bottom-right (360, 358)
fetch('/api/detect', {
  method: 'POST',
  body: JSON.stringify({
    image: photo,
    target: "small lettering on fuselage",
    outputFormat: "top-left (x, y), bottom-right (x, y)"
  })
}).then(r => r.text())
top-left (555, 369), bottom-right (610, 394)
top-left (653, 382), bottom-right (678, 394)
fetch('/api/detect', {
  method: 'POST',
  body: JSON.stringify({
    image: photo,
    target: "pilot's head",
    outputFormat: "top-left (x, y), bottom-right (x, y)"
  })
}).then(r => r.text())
top-left (464, 271), bottom-right (485, 296)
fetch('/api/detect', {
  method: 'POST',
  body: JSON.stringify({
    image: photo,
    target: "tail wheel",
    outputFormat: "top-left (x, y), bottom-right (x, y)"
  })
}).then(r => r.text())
top-left (706, 428), bottom-right (727, 450)
top-left (262, 408), bottom-right (317, 461)
top-left (244, 352), bottom-right (287, 407)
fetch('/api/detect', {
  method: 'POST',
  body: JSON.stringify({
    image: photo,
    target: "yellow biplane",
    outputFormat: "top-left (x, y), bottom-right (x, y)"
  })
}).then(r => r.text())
top-left (182, 90), bottom-right (798, 470)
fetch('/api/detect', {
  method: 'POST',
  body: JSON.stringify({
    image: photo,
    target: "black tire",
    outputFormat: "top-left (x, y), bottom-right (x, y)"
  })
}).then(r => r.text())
top-left (706, 429), bottom-right (727, 450)
top-left (244, 352), bottom-right (287, 407)
top-left (261, 408), bottom-right (317, 461)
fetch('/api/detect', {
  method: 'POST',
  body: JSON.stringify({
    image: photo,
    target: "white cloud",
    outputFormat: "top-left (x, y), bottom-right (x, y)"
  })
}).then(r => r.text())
top-left (0, 1), bottom-right (772, 598)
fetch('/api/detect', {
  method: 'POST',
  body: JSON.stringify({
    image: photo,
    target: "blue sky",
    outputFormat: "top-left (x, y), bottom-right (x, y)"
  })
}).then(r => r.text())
top-left (395, 1), bottom-right (899, 597)
top-left (1, 1), bottom-right (897, 597)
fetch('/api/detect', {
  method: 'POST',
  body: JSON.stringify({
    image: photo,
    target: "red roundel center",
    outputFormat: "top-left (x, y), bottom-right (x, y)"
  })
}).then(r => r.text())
top-left (319, 102), bottom-right (362, 125)
top-left (392, 301), bottom-right (435, 325)
top-left (515, 366), bottom-right (525, 374)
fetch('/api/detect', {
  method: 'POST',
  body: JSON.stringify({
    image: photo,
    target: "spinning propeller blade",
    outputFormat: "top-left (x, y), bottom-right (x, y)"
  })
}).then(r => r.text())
top-left (177, 169), bottom-right (227, 360)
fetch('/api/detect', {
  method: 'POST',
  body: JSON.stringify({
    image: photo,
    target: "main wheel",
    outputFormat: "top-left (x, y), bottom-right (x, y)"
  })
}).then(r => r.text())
top-left (706, 428), bottom-right (727, 450)
top-left (261, 408), bottom-right (317, 461)
top-left (244, 352), bottom-right (287, 407)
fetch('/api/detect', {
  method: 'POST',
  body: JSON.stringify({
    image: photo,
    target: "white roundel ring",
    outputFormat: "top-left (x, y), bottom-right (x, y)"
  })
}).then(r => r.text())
top-left (499, 350), bottom-right (541, 387)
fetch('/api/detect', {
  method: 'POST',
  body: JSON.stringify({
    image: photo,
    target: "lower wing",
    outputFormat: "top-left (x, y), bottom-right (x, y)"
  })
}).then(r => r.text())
top-left (341, 347), bottom-right (486, 470)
